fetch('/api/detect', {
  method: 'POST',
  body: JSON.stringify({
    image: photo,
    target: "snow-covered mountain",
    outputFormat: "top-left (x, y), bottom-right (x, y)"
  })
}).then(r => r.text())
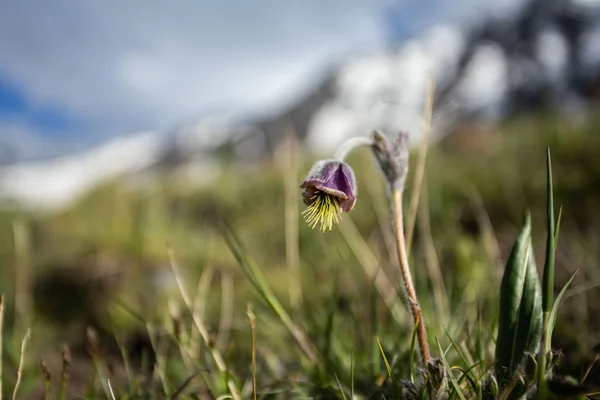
top-left (0, 116), bottom-right (250, 210)
top-left (1, 0), bottom-right (599, 210)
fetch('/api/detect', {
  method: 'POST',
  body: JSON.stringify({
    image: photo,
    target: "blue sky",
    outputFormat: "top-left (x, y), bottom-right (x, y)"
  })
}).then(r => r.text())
top-left (0, 0), bottom-right (526, 160)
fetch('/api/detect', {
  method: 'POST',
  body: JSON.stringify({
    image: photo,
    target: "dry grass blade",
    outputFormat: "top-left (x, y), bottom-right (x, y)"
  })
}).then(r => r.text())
top-left (148, 322), bottom-right (171, 396)
top-left (466, 185), bottom-right (502, 272)
top-left (40, 358), bottom-right (52, 400)
top-left (189, 265), bottom-right (215, 354)
top-left (167, 244), bottom-right (241, 400)
top-left (360, 151), bottom-right (397, 265)
top-left (12, 328), bottom-right (31, 400)
top-left (59, 345), bottom-right (71, 400)
top-left (170, 370), bottom-right (202, 399)
top-left (13, 219), bottom-right (31, 334)
top-left (418, 182), bottom-right (449, 320)
top-left (247, 304), bottom-right (257, 400)
top-left (222, 225), bottom-right (318, 364)
top-left (0, 295), bottom-right (4, 400)
top-left (216, 272), bottom-right (234, 352)
top-left (107, 379), bottom-right (116, 400)
top-left (406, 76), bottom-right (436, 256)
top-left (338, 217), bottom-right (406, 325)
top-left (283, 127), bottom-right (303, 310)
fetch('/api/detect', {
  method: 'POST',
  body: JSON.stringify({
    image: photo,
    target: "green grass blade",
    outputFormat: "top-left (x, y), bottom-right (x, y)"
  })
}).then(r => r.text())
top-left (495, 213), bottom-right (543, 379)
top-left (370, 288), bottom-right (381, 376)
top-left (409, 318), bottom-right (419, 384)
top-left (351, 350), bottom-right (355, 400)
top-left (222, 224), bottom-right (318, 364)
top-left (322, 274), bottom-right (339, 375)
top-left (444, 327), bottom-right (471, 371)
top-left (335, 374), bottom-right (349, 400)
top-left (454, 366), bottom-right (481, 398)
top-left (376, 336), bottom-right (395, 382)
top-left (444, 326), bottom-right (480, 396)
top-left (548, 270), bottom-right (578, 341)
top-left (437, 338), bottom-right (467, 400)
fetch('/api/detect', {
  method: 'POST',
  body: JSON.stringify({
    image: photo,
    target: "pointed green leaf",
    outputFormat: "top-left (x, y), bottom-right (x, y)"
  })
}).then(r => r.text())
top-left (495, 214), bottom-right (543, 379)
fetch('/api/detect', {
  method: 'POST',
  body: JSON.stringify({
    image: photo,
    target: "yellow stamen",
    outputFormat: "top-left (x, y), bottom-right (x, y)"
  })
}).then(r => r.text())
top-left (302, 190), bottom-right (342, 232)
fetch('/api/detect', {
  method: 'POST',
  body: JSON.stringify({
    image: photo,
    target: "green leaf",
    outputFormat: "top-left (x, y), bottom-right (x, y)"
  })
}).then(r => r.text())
top-left (495, 213), bottom-right (543, 379)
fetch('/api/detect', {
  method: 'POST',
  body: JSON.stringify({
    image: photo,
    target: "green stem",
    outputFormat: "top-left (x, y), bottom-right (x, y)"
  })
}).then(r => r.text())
top-left (538, 147), bottom-right (555, 400)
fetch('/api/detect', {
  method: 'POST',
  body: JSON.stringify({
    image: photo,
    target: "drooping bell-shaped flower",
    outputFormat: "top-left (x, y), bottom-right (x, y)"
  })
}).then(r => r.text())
top-left (300, 160), bottom-right (357, 232)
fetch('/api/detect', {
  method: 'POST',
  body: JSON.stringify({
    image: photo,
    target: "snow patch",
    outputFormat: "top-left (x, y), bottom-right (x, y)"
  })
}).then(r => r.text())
top-left (0, 132), bottom-right (164, 210)
top-left (307, 25), bottom-right (466, 155)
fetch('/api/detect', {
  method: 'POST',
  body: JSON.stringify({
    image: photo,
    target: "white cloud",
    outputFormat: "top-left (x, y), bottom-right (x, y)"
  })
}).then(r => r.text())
top-left (0, 0), bottom-right (387, 135)
top-left (536, 28), bottom-right (568, 80)
top-left (581, 23), bottom-right (600, 70)
top-left (456, 44), bottom-right (509, 115)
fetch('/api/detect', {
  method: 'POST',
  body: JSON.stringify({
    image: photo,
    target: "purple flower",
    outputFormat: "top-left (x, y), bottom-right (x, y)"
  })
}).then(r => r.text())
top-left (300, 160), bottom-right (357, 231)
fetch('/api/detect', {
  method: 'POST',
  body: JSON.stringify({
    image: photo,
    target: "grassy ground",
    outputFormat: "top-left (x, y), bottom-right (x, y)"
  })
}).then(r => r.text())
top-left (0, 109), bottom-right (600, 398)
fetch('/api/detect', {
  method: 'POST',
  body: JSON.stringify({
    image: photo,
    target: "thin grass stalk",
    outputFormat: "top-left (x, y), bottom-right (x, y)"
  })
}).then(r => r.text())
top-left (13, 219), bottom-right (31, 334)
top-left (247, 305), bottom-right (257, 400)
top-left (283, 128), bottom-right (303, 310)
top-left (171, 371), bottom-right (202, 399)
top-left (466, 186), bottom-right (503, 273)
top-left (87, 327), bottom-right (112, 399)
top-left (59, 345), bottom-right (71, 400)
top-left (147, 322), bottom-right (171, 397)
top-left (361, 151), bottom-right (397, 265)
top-left (167, 246), bottom-right (241, 400)
top-left (107, 379), bottom-right (116, 400)
top-left (338, 217), bottom-right (406, 325)
top-left (418, 181), bottom-right (449, 321)
top-left (351, 350), bottom-right (355, 399)
top-left (436, 338), bottom-right (467, 400)
top-left (335, 374), bottom-right (349, 400)
top-left (190, 265), bottom-right (215, 355)
top-left (392, 189), bottom-right (430, 363)
top-left (12, 328), bottom-right (31, 400)
top-left (0, 295), bottom-right (4, 400)
top-left (582, 355), bottom-right (600, 383)
top-left (191, 266), bottom-right (214, 319)
top-left (114, 334), bottom-right (134, 396)
top-left (40, 358), bottom-right (52, 400)
top-left (216, 272), bottom-right (234, 352)
top-left (405, 76), bottom-right (436, 256)
top-left (222, 228), bottom-right (317, 364)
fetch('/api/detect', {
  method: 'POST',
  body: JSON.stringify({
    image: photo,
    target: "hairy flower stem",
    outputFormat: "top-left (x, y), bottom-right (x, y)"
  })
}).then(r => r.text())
top-left (392, 188), bottom-right (431, 364)
top-left (334, 137), bottom-right (374, 161)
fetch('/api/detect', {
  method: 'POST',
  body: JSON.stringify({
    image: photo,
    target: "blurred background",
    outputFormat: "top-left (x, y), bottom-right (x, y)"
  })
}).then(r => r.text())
top-left (1, 0), bottom-right (600, 397)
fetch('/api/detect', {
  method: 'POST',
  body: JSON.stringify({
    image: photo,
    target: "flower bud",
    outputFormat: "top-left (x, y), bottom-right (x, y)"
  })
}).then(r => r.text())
top-left (300, 160), bottom-right (357, 231)
top-left (370, 130), bottom-right (410, 190)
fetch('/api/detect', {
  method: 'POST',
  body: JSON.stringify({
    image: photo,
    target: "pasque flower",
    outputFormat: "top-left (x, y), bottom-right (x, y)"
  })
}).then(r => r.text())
top-left (300, 160), bottom-right (357, 232)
